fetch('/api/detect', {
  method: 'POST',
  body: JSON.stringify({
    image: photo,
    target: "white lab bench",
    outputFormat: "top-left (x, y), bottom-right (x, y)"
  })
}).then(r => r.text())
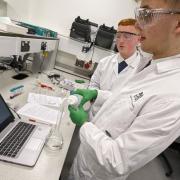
top-left (0, 69), bottom-right (89, 180)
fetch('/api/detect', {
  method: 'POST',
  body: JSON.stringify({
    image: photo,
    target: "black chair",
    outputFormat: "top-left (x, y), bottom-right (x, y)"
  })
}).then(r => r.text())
top-left (159, 152), bottom-right (173, 177)
top-left (160, 141), bottom-right (180, 177)
top-left (94, 24), bottom-right (116, 50)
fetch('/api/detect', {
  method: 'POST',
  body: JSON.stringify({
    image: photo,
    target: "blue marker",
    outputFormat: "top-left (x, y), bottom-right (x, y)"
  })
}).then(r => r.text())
top-left (10, 85), bottom-right (24, 99)
top-left (10, 85), bottom-right (24, 92)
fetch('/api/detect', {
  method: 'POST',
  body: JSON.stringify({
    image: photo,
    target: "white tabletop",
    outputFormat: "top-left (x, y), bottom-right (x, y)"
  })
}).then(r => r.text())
top-left (0, 69), bottom-right (88, 180)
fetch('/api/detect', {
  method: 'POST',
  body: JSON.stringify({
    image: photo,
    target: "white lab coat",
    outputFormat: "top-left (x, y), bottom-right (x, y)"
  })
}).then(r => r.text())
top-left (69, 54), bottom-right (180, 180)
top-left (88, 51), bottom-right (141, 91)
top-left (88, 51), bottom-right (141, 120)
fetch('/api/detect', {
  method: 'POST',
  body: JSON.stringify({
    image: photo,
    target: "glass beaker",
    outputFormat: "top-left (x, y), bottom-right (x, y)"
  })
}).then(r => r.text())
top-left (45, 101), bottom-right (66, 151)
top-left (46, 126), bottom-right (63, 151)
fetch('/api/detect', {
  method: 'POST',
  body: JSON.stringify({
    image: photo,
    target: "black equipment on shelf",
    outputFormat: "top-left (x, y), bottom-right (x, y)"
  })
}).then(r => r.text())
top-left (94, 24), bottom-right (116, 50)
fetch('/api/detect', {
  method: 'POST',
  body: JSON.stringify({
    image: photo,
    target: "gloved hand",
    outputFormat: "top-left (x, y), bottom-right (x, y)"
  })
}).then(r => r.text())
top-left (72, 89), bottom-right (98, 106)
top-left (68, 105), bottom-right (88, 126)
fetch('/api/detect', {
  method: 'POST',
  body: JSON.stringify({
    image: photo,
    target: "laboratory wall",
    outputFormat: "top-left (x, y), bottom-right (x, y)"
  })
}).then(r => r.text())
top-left (5, 0), bottom-right (138, 36)
top-left (5, 0), bottom-right (31, 21)
top-left (0, 0), bottom-right (7, 16)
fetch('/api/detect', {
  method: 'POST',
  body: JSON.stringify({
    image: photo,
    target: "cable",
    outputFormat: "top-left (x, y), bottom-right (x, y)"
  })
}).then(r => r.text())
top-left (90, 42), bottom-right (95, 60)
top-left (47, 73), bottom-right (62, 85)
top-left (0, 64), bottom-right (7, 72)
top-left (8, 106), bottom-right (21, 119)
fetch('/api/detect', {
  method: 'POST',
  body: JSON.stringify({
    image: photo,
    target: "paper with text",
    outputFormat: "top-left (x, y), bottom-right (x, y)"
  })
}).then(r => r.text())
top-left (17, 103), bottom-right (60, 125)
top-left (28, 93), bottom-right (62, 107)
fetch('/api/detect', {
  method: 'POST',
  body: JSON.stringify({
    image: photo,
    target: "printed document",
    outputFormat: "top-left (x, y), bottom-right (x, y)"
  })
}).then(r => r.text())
top-left (17, 103), bottom-right (60, 125)
top-left (28, 93), bottom-right (62, 107)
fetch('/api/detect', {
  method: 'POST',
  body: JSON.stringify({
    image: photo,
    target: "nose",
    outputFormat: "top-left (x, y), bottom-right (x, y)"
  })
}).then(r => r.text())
top-left (116, 37), bottom-right (125, 45)
top-left (116, 34), bottom-right (126, 43)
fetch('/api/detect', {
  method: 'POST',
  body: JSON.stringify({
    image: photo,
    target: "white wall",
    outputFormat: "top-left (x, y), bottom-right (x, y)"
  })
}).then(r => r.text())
top-left (5, 0), bottom-right (30, 21)
top-left (5, 0), bottom-right (138, 36)
top-left (0, 0), bottom-right (7, 16)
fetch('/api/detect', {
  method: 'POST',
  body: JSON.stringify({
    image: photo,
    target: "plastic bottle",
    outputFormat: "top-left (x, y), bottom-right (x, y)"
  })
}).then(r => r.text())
top-left (68, 94), bottom-right (83, 108)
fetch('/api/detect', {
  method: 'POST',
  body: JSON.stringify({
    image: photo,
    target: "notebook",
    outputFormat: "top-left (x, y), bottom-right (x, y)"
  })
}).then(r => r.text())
top-left (0, 94), bottom-right (51, 166)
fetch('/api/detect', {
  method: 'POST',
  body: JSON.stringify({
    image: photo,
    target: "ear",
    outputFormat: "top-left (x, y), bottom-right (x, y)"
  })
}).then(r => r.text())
top-left (175, 21), bottom-right (180, 34)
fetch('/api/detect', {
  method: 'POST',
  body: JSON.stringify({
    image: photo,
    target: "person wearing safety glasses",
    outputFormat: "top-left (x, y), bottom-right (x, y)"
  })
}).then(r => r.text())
top-left (88, 18), bottom-right (142, 121)
top-left (68, 0), bottom-right (180, 180)
top-left (89, 18), bottom-right (141, 91)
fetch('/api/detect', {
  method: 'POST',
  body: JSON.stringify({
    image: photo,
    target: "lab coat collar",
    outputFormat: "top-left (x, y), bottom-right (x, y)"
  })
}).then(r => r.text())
top-left (113, 51), bottom-right (141, 77)
top-left (117, 51), bottom-right (140, 68)
top-left (113, 54), bottom-right (122, 77)
top-left (135, 55), bottom-right (152, 73)
top-left (126, 51), bottom-right (140, 68)
top-left (152, 54), bottom-right (180, 73)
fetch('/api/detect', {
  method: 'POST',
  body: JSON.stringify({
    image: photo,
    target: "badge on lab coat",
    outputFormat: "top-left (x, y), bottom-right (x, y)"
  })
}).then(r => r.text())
top-left (132, 92), bottom-right (144, 102)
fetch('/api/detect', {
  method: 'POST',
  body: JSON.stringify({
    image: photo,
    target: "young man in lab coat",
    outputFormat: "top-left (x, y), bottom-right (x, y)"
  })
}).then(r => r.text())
top-left (88, 19), bottom-right (142, 120)
top-left (89, 18), bottom-right (141, 91)
top-left (68, 0), bottom-right (180, 179)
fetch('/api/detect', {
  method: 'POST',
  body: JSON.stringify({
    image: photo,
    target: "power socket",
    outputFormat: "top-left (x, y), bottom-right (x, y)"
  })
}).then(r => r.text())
top-left (75, 59), bottom-right (85, 68)
top-left (21, 41), bottom-right (30, 52)
top-left (82, 46), bottom-right (89, 53)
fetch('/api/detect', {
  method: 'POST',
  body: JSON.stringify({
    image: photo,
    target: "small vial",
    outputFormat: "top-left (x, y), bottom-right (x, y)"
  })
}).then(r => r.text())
top-left (68, 94), bottom-right (83, 108)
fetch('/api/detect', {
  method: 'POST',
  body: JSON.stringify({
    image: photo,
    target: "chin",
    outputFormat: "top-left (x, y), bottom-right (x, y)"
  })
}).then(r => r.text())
top-left (141, 44), bottom-right (153, 54)
top-left (119, 48), bottom-right (125, 53)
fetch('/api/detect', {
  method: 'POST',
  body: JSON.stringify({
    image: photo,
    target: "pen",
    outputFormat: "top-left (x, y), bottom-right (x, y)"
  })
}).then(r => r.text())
top-left (29, 119), bottom-right (51, 126)
top-left (10, 92), bottom-right (22, 99)
top-left (29, 119), bottom-right (36, 123)
top-left (10, 85), bottom-right (24, 92)
top-left (38, 82), bottom-right (54, 91)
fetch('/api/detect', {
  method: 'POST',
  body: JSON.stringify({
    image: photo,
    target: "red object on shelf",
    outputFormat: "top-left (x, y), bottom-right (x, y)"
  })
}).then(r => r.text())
top-left (84, 60), bottom-right (92, 69)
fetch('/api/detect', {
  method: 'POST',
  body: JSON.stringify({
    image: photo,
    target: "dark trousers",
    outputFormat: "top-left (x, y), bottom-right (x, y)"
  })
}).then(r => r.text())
top-left (59, 126), bottom-right (80, 180)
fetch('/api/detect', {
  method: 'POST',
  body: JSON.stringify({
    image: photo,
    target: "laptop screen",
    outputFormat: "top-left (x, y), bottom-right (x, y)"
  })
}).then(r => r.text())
top-left (0, 95), bottom-right (14, 132)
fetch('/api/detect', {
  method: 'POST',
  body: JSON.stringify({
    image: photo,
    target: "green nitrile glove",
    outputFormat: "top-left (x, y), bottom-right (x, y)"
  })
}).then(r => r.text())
top-left (75, 79), bottom-right (85, 84)
top-left (68, 105), bottom-right (88, 126)
top-left (73, 89), bottom-right (98, 106)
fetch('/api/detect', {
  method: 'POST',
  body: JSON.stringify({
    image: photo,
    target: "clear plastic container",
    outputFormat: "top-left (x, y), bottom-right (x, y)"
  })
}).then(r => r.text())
top-left (68, 94), bottom-right (83, 108)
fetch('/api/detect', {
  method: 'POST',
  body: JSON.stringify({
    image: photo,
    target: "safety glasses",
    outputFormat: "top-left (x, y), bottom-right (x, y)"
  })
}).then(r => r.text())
top-left (135, 8), bottom-right (180, 28)
top-left (115, 31), bottom-right (139, 40)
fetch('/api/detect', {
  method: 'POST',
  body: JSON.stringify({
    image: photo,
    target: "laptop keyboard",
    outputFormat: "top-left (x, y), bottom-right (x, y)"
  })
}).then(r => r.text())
top-left (0, 122), bottom-right (36, 158)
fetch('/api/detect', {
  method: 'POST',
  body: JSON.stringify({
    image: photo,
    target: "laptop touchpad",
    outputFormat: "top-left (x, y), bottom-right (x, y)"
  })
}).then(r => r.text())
top-left (26, 138), bottom-right (42, 151)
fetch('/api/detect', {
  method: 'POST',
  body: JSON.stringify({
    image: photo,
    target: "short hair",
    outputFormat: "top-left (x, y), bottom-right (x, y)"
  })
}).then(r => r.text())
top-left (118, 18), bottom-right (137, 26)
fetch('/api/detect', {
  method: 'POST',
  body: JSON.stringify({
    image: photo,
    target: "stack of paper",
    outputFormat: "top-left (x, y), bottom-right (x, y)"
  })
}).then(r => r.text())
top-left (18, 93), bottom-right (63, 125)
top-left (28, 93), bottom-right (62, 107)
top-left (17, 103), bottom-right (60, 125)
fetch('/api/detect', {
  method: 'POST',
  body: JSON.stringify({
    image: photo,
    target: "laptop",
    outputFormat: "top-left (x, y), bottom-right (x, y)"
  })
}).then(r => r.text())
top-left (0, 94), bottom-right (51, 166)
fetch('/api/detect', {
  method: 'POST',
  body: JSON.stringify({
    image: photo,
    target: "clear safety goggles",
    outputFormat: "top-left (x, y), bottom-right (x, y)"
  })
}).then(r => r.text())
top-left (115, 31), bottom-right (139, 40)
top-left (135, 8), bottom-right (180, 28)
